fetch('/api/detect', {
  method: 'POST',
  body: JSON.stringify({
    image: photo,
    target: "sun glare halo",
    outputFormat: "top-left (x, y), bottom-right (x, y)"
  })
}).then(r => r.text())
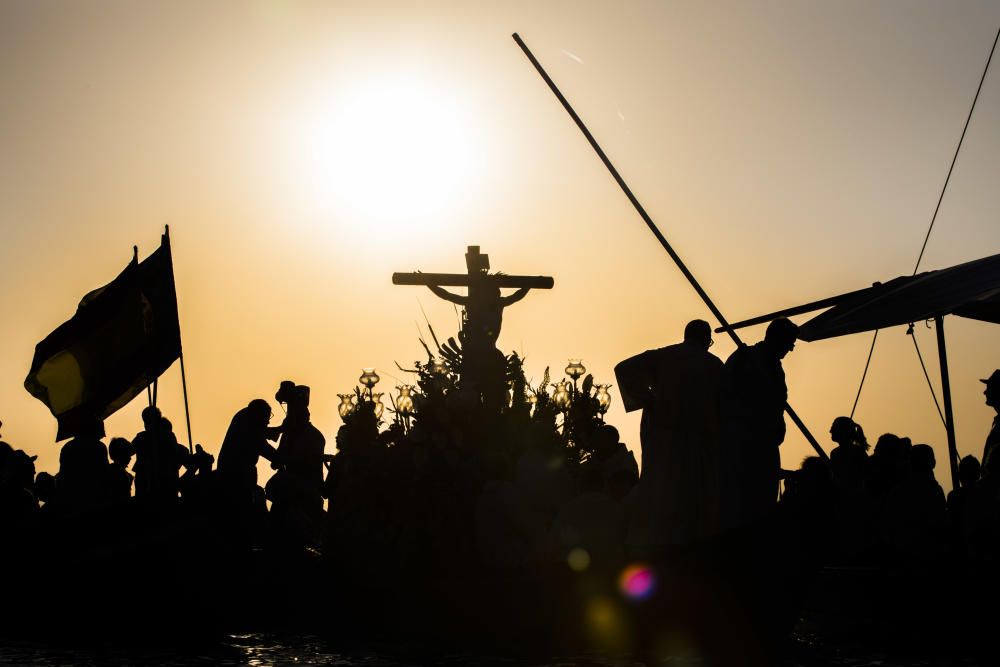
top-left (294, 75), bottom-right (482, 241)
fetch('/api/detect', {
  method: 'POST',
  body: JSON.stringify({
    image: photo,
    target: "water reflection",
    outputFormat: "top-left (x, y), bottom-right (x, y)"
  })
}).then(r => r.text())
top-left (0, 632), bottom-right (989, 666)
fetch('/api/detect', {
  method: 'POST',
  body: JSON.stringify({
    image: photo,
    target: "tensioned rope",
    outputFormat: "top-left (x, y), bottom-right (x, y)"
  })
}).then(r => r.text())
top-left (850, 24), bottom-right (1000, 421)
top-left (849, 330), bottom-right (877, 419)
top-left (908, 323), bottom-right (947, 427)
top-left (913, 26), bottom-right (1000, 276)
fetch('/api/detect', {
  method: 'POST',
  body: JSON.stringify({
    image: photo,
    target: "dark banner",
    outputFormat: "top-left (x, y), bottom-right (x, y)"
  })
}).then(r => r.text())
top-left (24, 234), bottom-right (181, 440)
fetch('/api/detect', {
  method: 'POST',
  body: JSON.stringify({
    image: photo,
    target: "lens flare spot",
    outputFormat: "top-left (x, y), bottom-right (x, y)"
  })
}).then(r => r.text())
top-left (567, 548), bottom-right (591, 572)
top-left (618, 563), bottom-right (656, 600)
top-left (585, 596), bottom-right (629, 650)
top-left (587, 596), bottom-right (619, 633)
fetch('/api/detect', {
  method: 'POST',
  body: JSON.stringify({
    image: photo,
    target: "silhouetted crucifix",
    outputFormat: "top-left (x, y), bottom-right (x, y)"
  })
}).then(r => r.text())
top-left (392, 246), bottom-right (554, 349)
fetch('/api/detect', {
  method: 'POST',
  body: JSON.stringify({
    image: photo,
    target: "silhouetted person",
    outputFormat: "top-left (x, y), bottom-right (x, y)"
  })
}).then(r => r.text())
top-left (981, 370), bottom-right (1000, 477)
top-left (107, 437), bottom-right (134, 503)
top-left (0, 447), bottom-right (38, 533)
top-left (268, 381), bottom-right (326, 549)
top-left (180, 444), bottom-right (215, 507)
top-left (131, 407), bottom-right (160, 500)
top-left (217, 399), bottom-right (279, 507)
top-left (879, 444), bottom-right (945, 566)
top-left (616, 319), bottom-right (724, 553)
top-left (56, 419), bottom-right (109, 513)
top-left (34, 472), bottom-right (56, 507)
top-left (132, 407), bottom-right (186, 504)
top-left (867, 432), bottom-right (906, 500)
top-left (947, 455), bottom-right (980, 557)
top-left (829, 416), bottom-right (868, 490)
top-left (779, 456), bottom-right (836, 557)
top-left (910, 444), bottom-right (945, 500)
top-left (591, 424), bottom-right (638, 501)
top-left (548, 460), bottom-right (627, 570)
top-left (827, 417), bottom-right (871, 561)
top-left (0, 440), bottom-right (13, 485)
top-left (966, 371), bottom-right (1000, 561)
top-left (719, 317), bottom-right (798, 530)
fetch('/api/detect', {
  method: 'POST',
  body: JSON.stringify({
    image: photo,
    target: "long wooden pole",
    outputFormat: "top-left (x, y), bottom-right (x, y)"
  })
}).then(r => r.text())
top-left (934, 316), bottom-right (960, 490)
top-left (513, 32), bottom-right (827, 460)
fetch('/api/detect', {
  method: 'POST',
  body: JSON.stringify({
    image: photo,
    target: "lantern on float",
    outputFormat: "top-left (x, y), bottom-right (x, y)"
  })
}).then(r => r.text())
top-left (396, 385), bottom-right (415, 416)
top-left (565, 359), bottom-right (586, 383)
top-left (337, 394), bottom-right (356, 420)
top-left (552, 380), bottom-right (570, 409)
top-left (595, 384), bottom-right (613, 419)
top-left (359, 368), bottom-right (380, 398)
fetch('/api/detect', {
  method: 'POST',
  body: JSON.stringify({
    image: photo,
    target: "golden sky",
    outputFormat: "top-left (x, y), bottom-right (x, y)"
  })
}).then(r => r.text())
top-left (1, 1), bottom-right (998, 491)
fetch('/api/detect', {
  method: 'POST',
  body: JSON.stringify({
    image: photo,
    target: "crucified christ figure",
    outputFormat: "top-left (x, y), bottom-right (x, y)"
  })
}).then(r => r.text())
top-left (393, 246), bottom-right (553, 411)
top-left (428, 277), bottom-right (530, 351)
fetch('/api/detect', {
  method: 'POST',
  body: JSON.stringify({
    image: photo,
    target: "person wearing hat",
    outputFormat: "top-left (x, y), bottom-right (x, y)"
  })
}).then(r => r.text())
top-left (268, 380), bottom-right (326, 549)
top-left (981, 370), bottom-right (1000, 476)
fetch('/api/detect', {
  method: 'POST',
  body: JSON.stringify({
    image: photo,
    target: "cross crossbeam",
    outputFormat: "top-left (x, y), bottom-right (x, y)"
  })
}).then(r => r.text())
top-left (392, 273), bottom-right (553, 289)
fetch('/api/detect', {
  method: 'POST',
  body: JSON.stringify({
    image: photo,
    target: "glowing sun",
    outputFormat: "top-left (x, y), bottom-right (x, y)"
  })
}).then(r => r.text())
top-left (296, 75), bottom-right (481, 235)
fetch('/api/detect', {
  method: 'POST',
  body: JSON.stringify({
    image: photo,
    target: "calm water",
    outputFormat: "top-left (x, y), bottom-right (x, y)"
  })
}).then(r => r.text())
top-left (0, 632), bottom-right (987, 667)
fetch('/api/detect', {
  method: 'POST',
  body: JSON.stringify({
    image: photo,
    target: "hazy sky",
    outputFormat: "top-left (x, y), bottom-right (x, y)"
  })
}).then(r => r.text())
top-left (2, 1), bottom-right (998, 491)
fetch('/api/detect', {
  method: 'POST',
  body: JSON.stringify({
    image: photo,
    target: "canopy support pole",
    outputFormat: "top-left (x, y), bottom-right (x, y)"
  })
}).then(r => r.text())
top-left (934, 316), bottom-right (960, 489)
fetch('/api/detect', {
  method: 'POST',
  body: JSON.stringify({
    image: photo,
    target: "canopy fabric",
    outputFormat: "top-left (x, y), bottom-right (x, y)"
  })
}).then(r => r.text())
top-left (798, 252), bottom-right (1000, 342)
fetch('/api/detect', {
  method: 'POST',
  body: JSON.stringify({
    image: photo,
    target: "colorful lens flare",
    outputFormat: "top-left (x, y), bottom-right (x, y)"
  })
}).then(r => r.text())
top-left (618, 563), bottom-right (656, 600)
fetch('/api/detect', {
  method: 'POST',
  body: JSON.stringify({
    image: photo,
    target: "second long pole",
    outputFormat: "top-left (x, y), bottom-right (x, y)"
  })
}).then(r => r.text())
top-left (513, 32), bottom-right (826, 460)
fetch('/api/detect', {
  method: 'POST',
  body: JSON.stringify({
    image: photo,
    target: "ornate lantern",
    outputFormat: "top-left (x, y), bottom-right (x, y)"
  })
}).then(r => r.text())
top-left (429, 358), bottom-right (448, 376)
top-left (565, 359), bottom-right (586, 382)
top-left (396, 385), bottom-right (415, 416)
top-left (337, 394), bottom-right (356, 420)
top-left (552, 380), bottom-right (570, 409)
top-left (595, 384), bottom-right (612, 417)
top-left (360, 368), bottom-right (380, 390)
top-left (372, 392), bottom-right (385, 419)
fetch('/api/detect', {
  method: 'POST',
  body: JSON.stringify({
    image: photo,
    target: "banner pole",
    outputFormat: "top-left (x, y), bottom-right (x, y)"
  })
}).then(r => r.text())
top-left (163, 225), bottom-right (194, 454)
top-left (179, 351), bottom-right (193, 454)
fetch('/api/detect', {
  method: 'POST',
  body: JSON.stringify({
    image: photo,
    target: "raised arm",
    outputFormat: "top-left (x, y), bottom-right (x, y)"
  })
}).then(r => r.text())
top-left (500, 287), bottom-right (531, 307)
top-left (428, 284), bottom-right (467, 306)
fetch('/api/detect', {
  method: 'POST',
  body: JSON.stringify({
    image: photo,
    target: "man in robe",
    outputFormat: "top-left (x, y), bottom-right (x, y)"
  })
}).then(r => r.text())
top-left (966, 370), bottom-right (1000, 559)
top-left (615, 319), bottom-right (724, 555)
top-left (217, 399), bottom-right (280, 508)
top-left (719, 317), bottom-right (798, 530)
top-left (980, 370), bottom-right (999, 477)
top-left (268, 381), bottom-right (326, 549)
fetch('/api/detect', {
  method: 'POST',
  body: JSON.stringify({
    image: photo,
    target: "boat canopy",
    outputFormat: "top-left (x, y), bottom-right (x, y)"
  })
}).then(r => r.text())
top-left (716, 252), bottom-right (1000, 490)
top-left (796, 252), bottom-right (1000, 341)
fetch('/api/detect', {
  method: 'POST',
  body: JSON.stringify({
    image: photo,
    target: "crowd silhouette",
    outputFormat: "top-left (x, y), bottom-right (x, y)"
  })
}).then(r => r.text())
top-left (0, 318), bottom-right (998, 663)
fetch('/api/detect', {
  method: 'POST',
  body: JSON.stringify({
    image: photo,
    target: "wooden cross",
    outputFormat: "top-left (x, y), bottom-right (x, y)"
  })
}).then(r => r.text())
top-left (391, 246), bottom-right (554, 290)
